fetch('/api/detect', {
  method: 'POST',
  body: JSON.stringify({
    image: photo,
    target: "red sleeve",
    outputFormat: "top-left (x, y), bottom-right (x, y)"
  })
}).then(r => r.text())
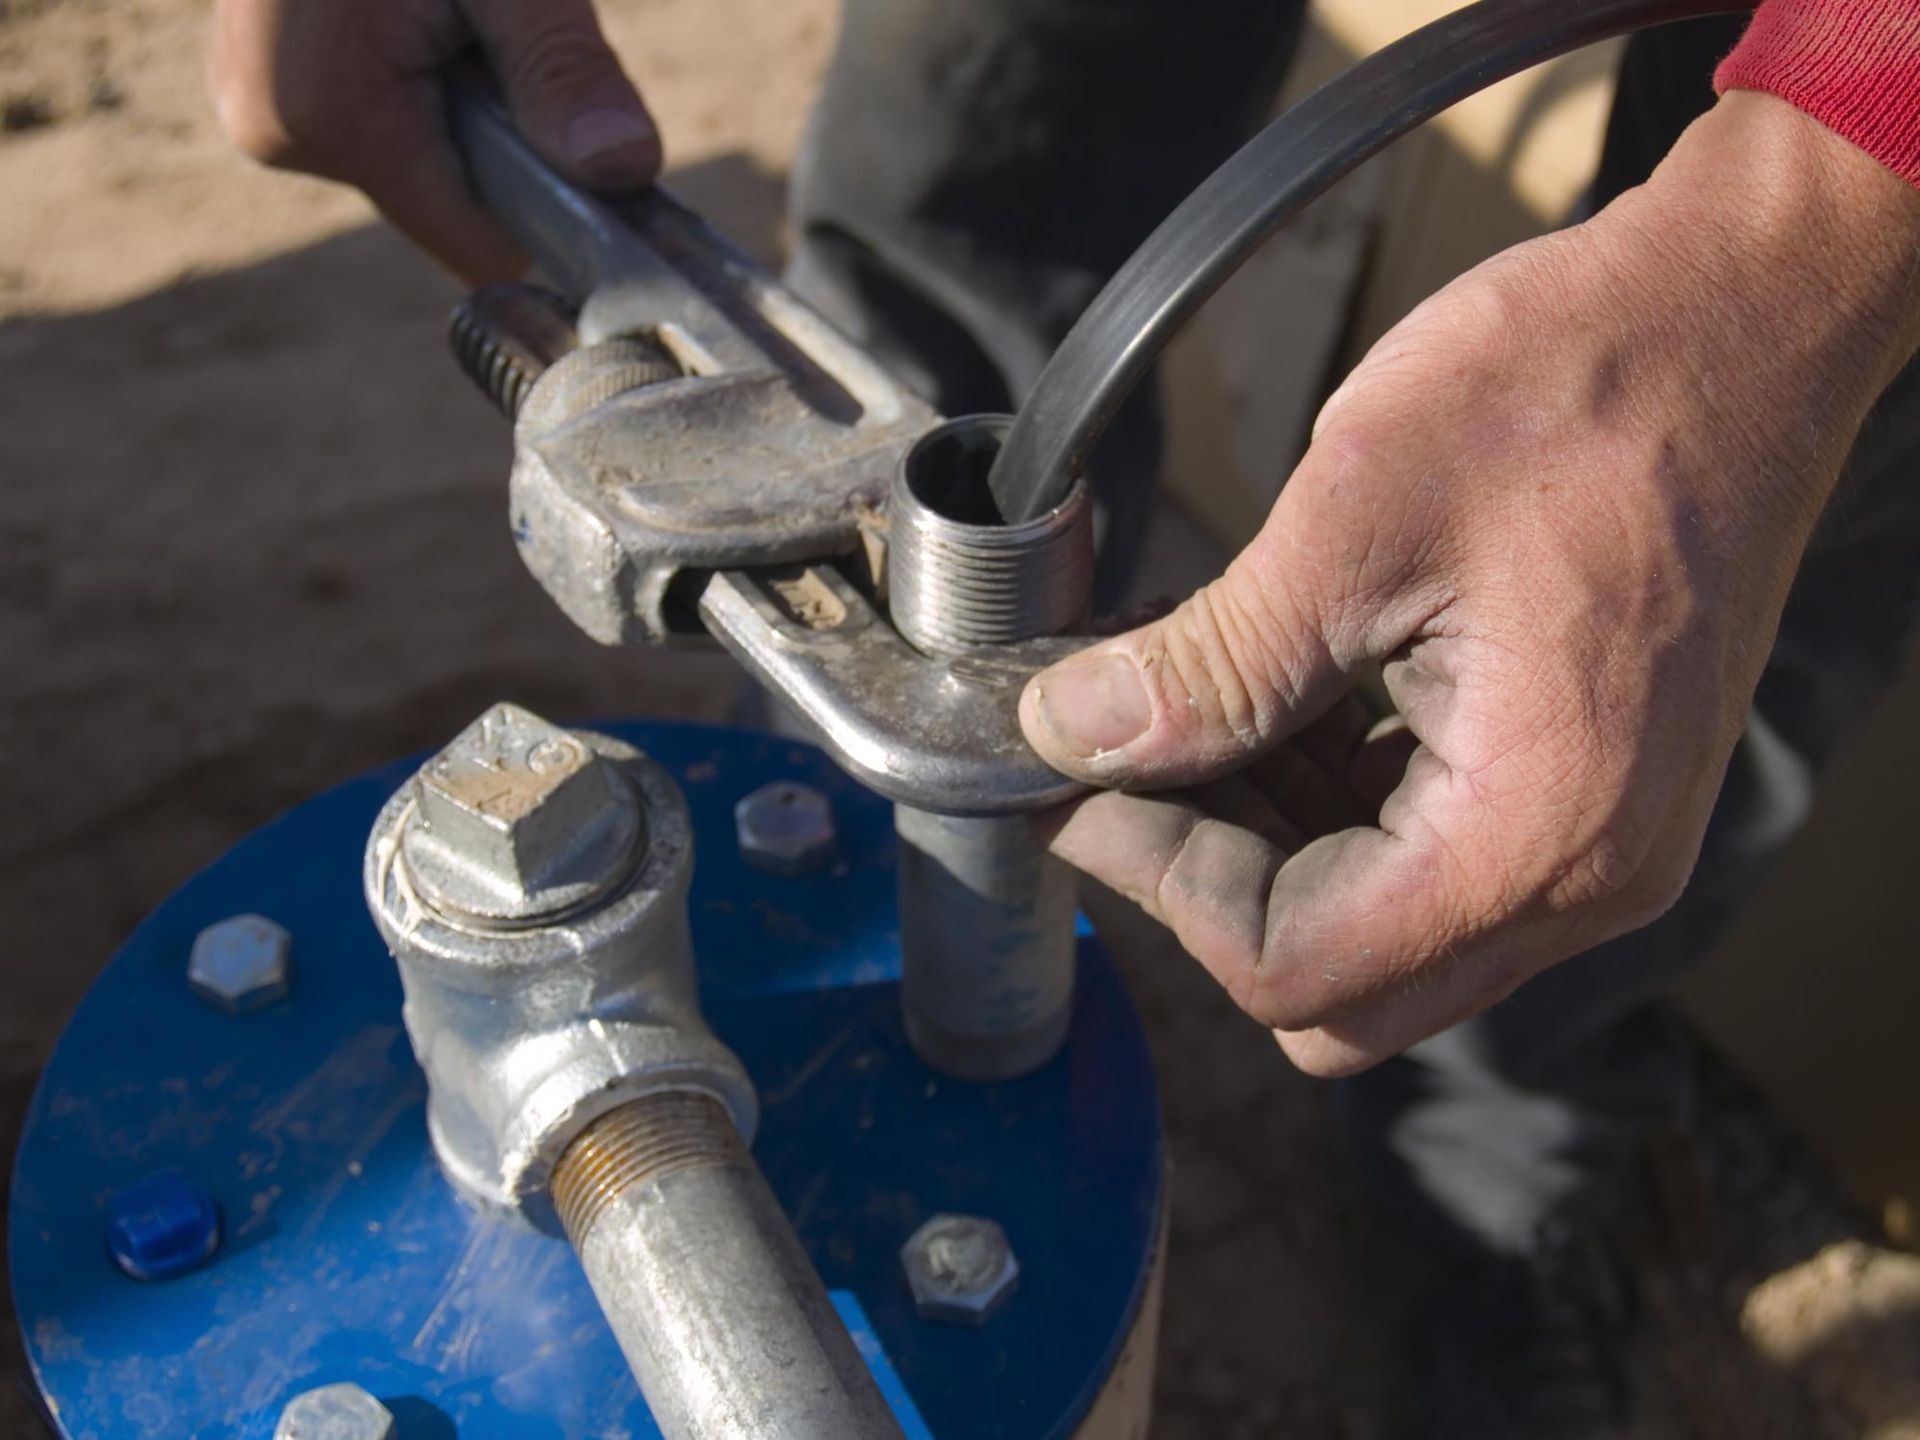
top-left (1715, 0), bottom-right (1920, 188)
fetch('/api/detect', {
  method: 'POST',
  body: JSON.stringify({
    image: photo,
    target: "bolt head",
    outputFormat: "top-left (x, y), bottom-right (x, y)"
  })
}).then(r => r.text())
top-left (734, 782), bottom-right (836, 877)
top-left (274, 1382), bottom-right (395, 1440)
top-left (187, 914), bottom-right (292, 1014)
top-left (901, 1213), bottom-right (1018, 1325)
top-left (403, 703), bottom-right (641, 922)
top-left (105, 1169), bottom-right (220, 1281)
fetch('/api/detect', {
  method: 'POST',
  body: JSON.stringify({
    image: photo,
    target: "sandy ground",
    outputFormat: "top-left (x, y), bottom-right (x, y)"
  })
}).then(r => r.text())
top-left (2, 1), bottom-right (1917, 1435)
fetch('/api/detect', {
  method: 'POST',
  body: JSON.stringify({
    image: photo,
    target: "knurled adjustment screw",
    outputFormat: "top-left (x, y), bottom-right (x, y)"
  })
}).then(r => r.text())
top-left (517, 333), bottom-right (685, 430)
top-left (448, 283), bottom-right (579, 419)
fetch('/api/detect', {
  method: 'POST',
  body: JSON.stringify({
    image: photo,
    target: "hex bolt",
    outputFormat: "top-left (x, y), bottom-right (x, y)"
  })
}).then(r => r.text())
top-left (187, 913), bottom-right (292, 1015)
top-left (400, 702), bottom-right (644, 925)
top-left (734, 782), bottom-right (837, 877)
top-left (104, 1169), bottom-right (220, 1281)
top-left (273, 1382), bottom-right (396, 1440)
top-left (901, 1213), bottom-right (1019, 1325)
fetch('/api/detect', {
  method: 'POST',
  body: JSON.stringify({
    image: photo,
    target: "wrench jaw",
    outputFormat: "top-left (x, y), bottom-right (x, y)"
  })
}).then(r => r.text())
top-left (499, 342), bottom-right (1089, 813)
top-left (506, 360), bottom-right (911, 647)
top-left (449, 86), bottom-right (1077, 814)
top-left (691, 567), bottom-right (1087, 816)
top-left (499, 345), bottom-right (1081, 813)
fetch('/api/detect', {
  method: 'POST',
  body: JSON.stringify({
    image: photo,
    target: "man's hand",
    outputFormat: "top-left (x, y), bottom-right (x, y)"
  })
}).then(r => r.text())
top-left (210, 0), bottom-right (658, 282)
top-left (1021, 92), bottom-right (1920, 1077)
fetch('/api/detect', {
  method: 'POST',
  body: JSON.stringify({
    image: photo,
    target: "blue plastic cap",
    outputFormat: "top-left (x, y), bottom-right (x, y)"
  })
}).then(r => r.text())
top-left (104, 1169), bottom-right (221, 1282)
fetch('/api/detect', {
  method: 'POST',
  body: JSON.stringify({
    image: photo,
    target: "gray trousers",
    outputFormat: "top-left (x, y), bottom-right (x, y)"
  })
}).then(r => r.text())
top-left (787, 7), bottom-right (1920, 1259)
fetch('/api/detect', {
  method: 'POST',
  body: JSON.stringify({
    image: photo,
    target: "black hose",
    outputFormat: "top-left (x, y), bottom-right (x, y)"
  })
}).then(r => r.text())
top-left (987, 0), bottom-right (1757, 523)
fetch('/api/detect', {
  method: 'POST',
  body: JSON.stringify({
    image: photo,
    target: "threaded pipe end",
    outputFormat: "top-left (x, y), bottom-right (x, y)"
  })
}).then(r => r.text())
top-left (551, 1091), bottom-right (741, 1245)
top-left (888, 415), bottom-right (1092, 657)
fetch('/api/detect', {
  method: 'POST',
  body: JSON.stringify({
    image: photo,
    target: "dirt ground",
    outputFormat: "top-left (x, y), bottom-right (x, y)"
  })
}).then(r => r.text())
top-left (2, 1), bottom-right (1917, 1436)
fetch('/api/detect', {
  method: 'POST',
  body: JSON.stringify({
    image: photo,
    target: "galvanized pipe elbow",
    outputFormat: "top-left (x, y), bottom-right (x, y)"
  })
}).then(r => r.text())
top-left (365, 703), bottom-right (901, 1438)
top-left (363, 702), bottom-right (756, 1231)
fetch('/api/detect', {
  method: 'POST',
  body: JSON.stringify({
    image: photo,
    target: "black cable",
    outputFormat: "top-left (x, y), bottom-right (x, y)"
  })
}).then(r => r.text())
top-left (988, 0), bottom-right (1757, 523)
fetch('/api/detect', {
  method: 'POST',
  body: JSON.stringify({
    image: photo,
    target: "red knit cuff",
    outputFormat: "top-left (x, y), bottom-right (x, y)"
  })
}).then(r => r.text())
top-left (1715, 0), bottom-right (1920, 188)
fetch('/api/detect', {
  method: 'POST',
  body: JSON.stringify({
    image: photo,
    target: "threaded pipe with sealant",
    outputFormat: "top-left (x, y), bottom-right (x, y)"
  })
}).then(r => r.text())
top-left (887, 415), bottom-right (1090, 1081)
top-left (551, 1092), bottom-right (904, 1440)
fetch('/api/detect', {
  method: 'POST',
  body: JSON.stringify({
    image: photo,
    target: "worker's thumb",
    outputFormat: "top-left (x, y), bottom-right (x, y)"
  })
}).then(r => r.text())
top-left (1019, 559), bottom-right (1342, 789)
top-left (467, 0), bottom-right (662, 192)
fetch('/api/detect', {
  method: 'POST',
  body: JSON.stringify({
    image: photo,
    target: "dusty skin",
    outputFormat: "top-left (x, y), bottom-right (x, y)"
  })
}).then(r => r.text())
top-left (2, 1), bottom-right (1916, 1434)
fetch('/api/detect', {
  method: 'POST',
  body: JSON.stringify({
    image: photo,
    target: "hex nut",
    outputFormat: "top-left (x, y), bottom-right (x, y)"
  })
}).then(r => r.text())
top-left (901, 1213), bottom-right (1019, 1325)
top-left (187, 914), bottom-right (292, 1015)
top-left (273, 1382), bottom-right (395, 1440)
top-left (104, 1168), bottom-right (220, 1282)
top-left (735, 782), bottom-right (837, 877)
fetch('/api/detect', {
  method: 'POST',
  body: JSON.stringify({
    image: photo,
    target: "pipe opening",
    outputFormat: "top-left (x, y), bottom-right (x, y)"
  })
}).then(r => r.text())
top-left (888, 415), bottom-right (1092, 657)
top-left (903, 414), bottom-right (1022, 527)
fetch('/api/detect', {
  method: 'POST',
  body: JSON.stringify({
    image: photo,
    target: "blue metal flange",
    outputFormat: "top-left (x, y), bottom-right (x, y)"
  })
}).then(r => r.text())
top-left (11, 721), bottom-right (1163, 1439)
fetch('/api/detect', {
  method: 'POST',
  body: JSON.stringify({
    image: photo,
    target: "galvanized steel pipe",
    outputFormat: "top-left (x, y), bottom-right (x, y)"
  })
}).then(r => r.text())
top-left (887, 416), bottom-right (1089, 1080)
top-left (552, 1092), bottom-right (905, 1440)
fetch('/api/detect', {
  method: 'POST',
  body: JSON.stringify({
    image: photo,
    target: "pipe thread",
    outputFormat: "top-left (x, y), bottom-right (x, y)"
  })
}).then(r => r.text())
top-left (552, 1091), bottom-right (741, 1245)
top-left (888, 415), bottom-right (1092, 657)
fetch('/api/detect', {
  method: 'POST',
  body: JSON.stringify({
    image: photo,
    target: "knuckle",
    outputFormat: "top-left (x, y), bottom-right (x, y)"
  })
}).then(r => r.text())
top-left (1543, 821), bottom-right (1692, 941)
top-left (1613, 851), bottom-right (1692, 929)
top-left (216, 67), bottom-right (332, 170)
top-left (207, 51), bottom-right (292, 163)
top-left (1247, 986), bottom-right (1330, 1035)
top-left (1153, 579), bottom-right (1296, 754)
top-left (1278, 1031), bottom-right (1380, 1080)
top-left (1171, 590), bottom-right (1263, 745)
top-left (500, 23), bottom-right (615, 104)
top-left (1550, 818), bottom-right (1657, 906)
top-left (267, 74), bottom-right (338, 155)
top-left (1161, 820), bottom-right (1283, 987)
top-left (219, 95), bottom-right (299, 166)
top-left (1240, 946), bottom-right (1342, 1034)
top-left (1563, 832), bottom-right (1642, 907)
